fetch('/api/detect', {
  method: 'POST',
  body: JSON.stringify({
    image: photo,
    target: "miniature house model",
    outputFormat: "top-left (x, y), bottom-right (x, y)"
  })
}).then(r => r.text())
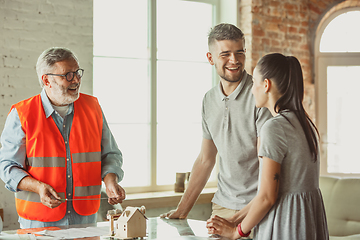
top-left (107, 208), bottom-right (123, 236)
top-left (115, 206), bottom-right (147, 239)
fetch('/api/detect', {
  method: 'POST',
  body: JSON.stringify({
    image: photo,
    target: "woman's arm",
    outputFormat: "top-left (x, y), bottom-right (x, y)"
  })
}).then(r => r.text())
top-left (226, 198), bottom-right (253, 225)
top-left (207, 156), bottom-right (280, 239)
top-left (239, 157), bottom-right (281, 233)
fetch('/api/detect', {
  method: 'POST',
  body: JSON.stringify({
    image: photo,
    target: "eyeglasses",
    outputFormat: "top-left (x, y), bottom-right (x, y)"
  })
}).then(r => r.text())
top-left (46, 69), bottom-right (84, 82)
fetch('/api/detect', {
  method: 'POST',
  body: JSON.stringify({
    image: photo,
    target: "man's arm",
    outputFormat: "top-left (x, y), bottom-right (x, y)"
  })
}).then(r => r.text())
top-left (103, 172), bottom-right (126, 205)
top-left (160, 138), bottom-right (217, 219)
top-left (0, 108), bottom-right (29, 192)
top-left (99, 109), bottom-right (125, 205)
top-left (0, 108), bottom-right (62, 209)
top-left (17, 176), bottom-right (62, 209)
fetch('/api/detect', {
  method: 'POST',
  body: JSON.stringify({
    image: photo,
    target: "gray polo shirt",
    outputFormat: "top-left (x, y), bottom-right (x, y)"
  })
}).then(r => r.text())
top-left (202, 71), bottom-right (271, 210)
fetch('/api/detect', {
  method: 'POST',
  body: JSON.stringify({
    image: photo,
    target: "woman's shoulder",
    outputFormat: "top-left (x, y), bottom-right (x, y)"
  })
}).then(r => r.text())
top-left (261, 111), bottom-right (297, 139)
top-left (260, 117), bottom-right (286, 143)
top-left (262, 114), bottom-right (285, 130)
top-left (266, 111), bottom-right (296, 126)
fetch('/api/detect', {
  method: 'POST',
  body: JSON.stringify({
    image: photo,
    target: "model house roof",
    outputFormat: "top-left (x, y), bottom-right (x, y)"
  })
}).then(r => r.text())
top-left (117, 207), bottom-right (148, 223)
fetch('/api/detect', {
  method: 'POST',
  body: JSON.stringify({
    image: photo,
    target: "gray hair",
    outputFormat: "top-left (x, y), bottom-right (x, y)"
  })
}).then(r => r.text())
top-left (208, 23), bottom-right (245, 50)
top-left (36, 47), bottom-right (79, 87)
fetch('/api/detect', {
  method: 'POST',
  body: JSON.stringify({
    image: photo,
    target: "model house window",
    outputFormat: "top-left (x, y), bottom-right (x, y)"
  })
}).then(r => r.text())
top-left (93, 0), bottom-right (234, 192)
top-left (316, 10), bottom-right (360, 176)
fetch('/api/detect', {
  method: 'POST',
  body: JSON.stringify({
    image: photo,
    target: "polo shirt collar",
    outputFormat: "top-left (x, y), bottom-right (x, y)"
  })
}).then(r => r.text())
top-left (40, 88), bottom-right (74, 118)
top-left (218, 70), bottom-right (249, 101)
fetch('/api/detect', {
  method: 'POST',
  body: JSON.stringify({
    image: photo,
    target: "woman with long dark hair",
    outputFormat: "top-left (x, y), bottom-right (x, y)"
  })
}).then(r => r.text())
top-left (206, 53), bottom-right (329, 239)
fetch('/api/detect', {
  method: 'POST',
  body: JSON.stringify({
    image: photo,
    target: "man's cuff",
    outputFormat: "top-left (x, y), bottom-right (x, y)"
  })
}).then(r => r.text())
top-left (6, 168), bottom-right (29, 192)
top-left (102, 169), bottom-right (124, 183)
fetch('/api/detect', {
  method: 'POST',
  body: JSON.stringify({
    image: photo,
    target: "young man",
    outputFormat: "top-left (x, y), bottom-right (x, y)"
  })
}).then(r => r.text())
top-left (0, 47), bottom-right (125, 228)
top-left (161, 23), bottom-right (271, 220)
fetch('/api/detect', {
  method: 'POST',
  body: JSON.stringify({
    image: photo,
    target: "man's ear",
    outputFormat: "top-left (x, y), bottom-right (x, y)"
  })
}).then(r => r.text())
top-left (42, 74), bottom-right (50, 87)
top-left (206, 52), bottom-right (214, 65)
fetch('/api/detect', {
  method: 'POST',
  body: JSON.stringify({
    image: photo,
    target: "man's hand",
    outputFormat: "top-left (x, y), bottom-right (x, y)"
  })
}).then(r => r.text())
top-left (103, 173), bottom-right (126, 205)
top-left (206, 215), bottom-right (239, 240)
top-left (38, 182), bottom-right (62, 209)
top-left (17, 176), bottom-right (62, 209)
top-left (160, 209), bottom-right (187, 219)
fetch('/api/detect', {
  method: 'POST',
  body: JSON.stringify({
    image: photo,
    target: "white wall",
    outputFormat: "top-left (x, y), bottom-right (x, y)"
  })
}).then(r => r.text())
top-left (0, 0), bottom-right (93, 230)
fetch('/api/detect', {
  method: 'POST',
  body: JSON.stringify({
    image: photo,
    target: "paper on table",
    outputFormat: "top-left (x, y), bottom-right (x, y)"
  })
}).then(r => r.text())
top-left (0, 232), bottom-right (22, 240)
top-left (17, 226), bottom-right (61, 235)
top-left (34, 226), bottom-right (109, 239)
top-left (0, 233), bottom-right (54, 240)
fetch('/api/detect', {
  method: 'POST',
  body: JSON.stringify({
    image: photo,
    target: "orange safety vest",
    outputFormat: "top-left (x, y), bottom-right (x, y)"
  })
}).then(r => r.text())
top-left (12, 93), bottom-right (103, 222)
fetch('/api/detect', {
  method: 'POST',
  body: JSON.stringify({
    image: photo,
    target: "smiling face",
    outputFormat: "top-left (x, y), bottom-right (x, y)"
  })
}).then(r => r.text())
top-left (207, 39), bottom-right (246, 83)
top-left (43, 58), bottom-right (81, 106)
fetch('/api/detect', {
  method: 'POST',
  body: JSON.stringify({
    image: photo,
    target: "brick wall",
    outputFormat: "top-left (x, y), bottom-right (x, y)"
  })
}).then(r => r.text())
top-left (239, 0), bottom-right (253, 74)
top-left (248, 0), bottom-right (350, 120)
top-left (0, 0), bottom-right (93, 230)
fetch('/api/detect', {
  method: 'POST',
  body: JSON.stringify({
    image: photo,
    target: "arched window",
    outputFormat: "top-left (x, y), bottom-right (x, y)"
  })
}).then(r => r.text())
top-left (315, 9), bottom-right (360, 176)
top-left (320, 11), bottom-right (360, 52)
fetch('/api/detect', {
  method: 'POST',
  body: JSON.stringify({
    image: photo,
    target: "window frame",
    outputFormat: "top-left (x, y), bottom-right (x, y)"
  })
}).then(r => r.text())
top-left (315, 7), bottom-right (360, 177)
top-left (141, 0), bottom-right (219, 194)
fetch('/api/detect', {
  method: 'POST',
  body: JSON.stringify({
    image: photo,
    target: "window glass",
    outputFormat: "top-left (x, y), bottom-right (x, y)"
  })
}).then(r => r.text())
top-left (94, 0), bottom-right (216, 189)
top-left (156, 0), bottom-right (214, 185)
top-left (327, 66), bottom-right (360, 173)
top-left (110, 124), bottom-right (150, 187)
top-left (93, 57), bottom-right (149, 124)
top-left (157, 0), bottom-right (212, 62)
top-left (93, 0), bottom-right (150, 188)
top-left (93, 0), bottom-right (148, 58)
top-left (320, 11), bottom-right (360, 52)
top-left (156, 61), bottom-right (213, 185)
top-left (93, 57), bottom-right (150, 187)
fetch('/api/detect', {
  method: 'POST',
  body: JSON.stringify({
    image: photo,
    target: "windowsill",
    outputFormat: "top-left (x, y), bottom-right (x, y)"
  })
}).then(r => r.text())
top-left (121, 187), bottom-right (217, 209)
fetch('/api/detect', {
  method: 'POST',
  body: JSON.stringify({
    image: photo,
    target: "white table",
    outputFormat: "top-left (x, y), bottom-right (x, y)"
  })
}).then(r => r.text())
top-left (1, 217), bottom-right (232, 240)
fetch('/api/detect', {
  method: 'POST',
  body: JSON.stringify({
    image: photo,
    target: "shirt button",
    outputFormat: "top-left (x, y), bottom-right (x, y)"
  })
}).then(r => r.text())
top-left (68, 175), bottom-right (71, 178)
top-left (63, 125), bottom-right (66, 128)
top-left (67, 158), bottom-right (70, 161)
top-left (68, 193), bottom-right (71, 196)
top-left (65, 141), bottom-right (68, 144)
top-left (68, 211), bottom-right (71, 214)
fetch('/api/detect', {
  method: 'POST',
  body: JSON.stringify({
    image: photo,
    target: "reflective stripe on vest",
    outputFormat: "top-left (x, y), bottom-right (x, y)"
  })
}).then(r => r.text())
top-left (15, 191), bottom-right (66, 202)
top-left (13, 93), bottom-right (103, 222)
top-left (28, 157), bottom-right (66, 168)
top-left (15, 186), bottom-right (102, 200)
top-left (75, 185), bottom-right (101, 197)
top-left (72, 152), bottom-right (101, 164)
